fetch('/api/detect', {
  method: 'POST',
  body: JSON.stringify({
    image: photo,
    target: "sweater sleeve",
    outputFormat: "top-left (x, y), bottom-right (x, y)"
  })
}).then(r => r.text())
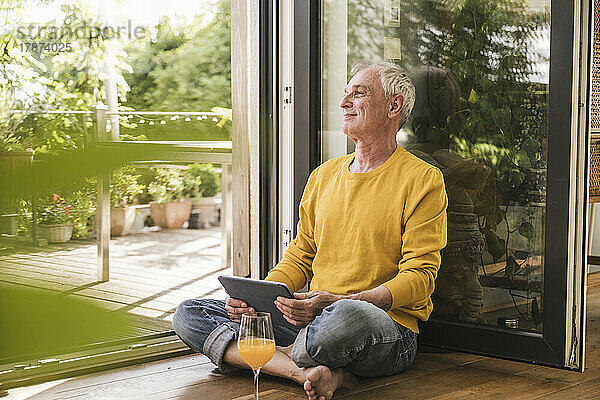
top-left (265, 170), bottom-right (318, 292)
top-left (382, 167), bottom-right (448, 315)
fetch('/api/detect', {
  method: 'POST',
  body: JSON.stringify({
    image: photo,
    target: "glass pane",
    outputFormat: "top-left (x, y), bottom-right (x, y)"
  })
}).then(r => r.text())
top-left (0, 0), bottom-right (232, 363)
top-left (321, 0), bottom-right (550, 332)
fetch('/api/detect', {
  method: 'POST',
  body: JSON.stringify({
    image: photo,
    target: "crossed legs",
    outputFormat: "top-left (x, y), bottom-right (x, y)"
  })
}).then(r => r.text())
top-left (173, 298), bottom-right (417, 400)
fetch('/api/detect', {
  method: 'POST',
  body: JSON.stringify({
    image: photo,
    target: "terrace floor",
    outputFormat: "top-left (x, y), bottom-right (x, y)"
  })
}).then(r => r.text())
top-left (0, 227), bottom-right (230, 339)
top-left (5, 274), bottom-right (600, 399)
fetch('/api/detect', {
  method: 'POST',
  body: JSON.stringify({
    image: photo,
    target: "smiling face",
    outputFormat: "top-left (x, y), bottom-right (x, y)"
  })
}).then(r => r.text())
top-left (339, 68), bottom-right (391, 141)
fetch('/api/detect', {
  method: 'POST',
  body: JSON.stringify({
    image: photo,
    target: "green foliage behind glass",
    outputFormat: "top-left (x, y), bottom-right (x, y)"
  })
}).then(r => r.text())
top-left (148, 167), bottom-right (185, 204)
top-left (110, 165), bottom-right (145, 207)
top-left (122, 0), bottom-right (232, 141)
top-left (183, 163), bottom-right (221, 199)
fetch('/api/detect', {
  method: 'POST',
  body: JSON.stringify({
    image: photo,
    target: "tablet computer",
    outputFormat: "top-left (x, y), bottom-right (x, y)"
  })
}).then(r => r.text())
top-left (218, 275), bottom-right (297, 329)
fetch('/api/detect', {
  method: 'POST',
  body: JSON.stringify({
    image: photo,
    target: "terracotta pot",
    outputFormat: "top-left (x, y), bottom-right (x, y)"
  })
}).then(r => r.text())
top-left (110, 206), bottom-right (137, 236)
top-left (150, 199), bottom-right (192, 229)
top-left (37, 223), bottom-right (73, 243)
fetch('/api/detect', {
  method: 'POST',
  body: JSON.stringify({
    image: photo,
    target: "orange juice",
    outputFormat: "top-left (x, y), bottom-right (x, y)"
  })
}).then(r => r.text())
top-left (237, 337), bottom-right (276, 370)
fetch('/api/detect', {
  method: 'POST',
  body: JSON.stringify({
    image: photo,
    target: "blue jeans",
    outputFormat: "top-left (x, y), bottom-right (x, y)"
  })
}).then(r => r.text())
top-left (172, 298), bottom-right (417, 377)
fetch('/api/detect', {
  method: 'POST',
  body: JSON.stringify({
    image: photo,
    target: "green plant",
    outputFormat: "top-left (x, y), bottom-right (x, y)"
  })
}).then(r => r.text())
top-left (110, 166), bottom-right (145, 207)
top-left (0, 133), bottom-right (27, 152)
top-left (67, 178), bottom-right (97, 239)
top-left (183, 163), bottom-right (221, 199)
top-left (148, 167), bottom-right (185, 204)
top-left (37, 194), bottom-right (73, 225)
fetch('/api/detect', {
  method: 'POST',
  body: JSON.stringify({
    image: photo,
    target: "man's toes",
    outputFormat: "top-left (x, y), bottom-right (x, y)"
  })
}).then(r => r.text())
top-left (304, 380), bottom-right (313, 392)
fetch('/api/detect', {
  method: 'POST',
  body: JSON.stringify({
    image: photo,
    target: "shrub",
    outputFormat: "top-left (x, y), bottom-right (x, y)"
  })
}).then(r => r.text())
top-left (148, 167), bottom-right (185, 204)
top-left (183, 163), bottom-right (221, 199)
top-left (110, 166), bottom-right (145, 207)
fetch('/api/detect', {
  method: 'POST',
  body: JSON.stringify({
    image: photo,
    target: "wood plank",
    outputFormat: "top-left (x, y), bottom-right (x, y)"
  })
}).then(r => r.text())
top-left (429, 373), bottom-right (567, 399)
top-left (231, 0), bottom-right (251, 278)
top-left (5, 355), bottom-right (215, 399)
top-left (0, 261), bottom-right (210, 298)
top-left (6, 248), bottom-right (223, 281)
top-left (0, 256), bottom-right (227, 295)
top-left (0, 257), bottom-right (229, 308)
top-left (532, 376), bottom-right (600, 399)
top-left (151, 373), bottom-right (305, 400)
top-left (232, 389), bottom-right (307, 400)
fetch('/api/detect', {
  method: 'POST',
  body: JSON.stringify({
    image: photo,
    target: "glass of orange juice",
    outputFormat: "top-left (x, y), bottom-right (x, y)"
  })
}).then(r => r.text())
top-left (238, 312), bottom-right (276, 400)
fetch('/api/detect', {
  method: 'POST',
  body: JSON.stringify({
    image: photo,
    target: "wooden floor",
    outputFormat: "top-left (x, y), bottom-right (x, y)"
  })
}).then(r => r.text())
top-left (0, 227), bottom-right (230, 337)
top-left (6, 273), bottom-right (600, 400)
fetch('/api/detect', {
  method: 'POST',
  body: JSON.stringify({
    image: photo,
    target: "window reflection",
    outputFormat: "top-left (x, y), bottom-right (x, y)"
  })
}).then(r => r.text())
top-left (323, 0), bottom-right (549, 331)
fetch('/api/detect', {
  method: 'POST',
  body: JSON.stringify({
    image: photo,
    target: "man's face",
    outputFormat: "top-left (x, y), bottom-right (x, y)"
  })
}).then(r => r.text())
top-left (339, 68), bottom-right (389, 139)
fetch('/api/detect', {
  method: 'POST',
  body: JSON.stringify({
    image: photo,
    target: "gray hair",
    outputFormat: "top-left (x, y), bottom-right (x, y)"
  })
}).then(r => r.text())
top-left (351, 62), bottom-right (416, 129)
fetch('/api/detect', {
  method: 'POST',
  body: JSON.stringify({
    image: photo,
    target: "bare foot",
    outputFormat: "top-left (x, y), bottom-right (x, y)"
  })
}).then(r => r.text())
top-left (277, 344), bottom-right (294, 358)
top-left (303, 365), bottom-right (343, 400)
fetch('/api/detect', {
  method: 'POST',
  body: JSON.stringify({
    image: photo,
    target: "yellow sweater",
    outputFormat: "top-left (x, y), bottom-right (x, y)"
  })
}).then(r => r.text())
top-left (266, 145), bottom-right (448, 333)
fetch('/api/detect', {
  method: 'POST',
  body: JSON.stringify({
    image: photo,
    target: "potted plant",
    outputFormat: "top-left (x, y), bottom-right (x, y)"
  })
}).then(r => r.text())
top-left (36, 194), bottom-right (74, 243)
top-left (148, 167), bottom-right (192, 229)
top-left (110, 166), bottom-right (145, 236)
top-left (183, 163), bottom-right (221, 229)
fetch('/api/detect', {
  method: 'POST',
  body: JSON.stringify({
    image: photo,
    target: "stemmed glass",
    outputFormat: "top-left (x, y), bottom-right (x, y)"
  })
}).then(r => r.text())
top-left (237, 312), bottom-right (276, 400)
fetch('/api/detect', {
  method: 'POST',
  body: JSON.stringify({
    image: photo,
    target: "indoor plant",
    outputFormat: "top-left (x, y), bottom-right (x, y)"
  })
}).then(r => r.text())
top-left (148, 167), bottom-right (191, 229)
top-left (110, 166), bottom-right (145, 236)
top-left (36, 194), bottom-right (74, 243)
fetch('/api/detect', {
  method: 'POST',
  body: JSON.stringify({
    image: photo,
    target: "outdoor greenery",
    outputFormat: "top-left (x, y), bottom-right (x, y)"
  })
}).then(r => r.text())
top-left (183, 163), bottom-right (221, 199)
top-left (109, 166), bottom-right (145, 207)
top-left (37, 194), bottom-right (73, 225)
top-left (348, 0), bottom-right (548, 267)
top-left (148, 167), bottom-right (186, 204)
top-left (121, 0), bottom-right (232, 140)
top-left (0, 0), bottom-right (228, 238)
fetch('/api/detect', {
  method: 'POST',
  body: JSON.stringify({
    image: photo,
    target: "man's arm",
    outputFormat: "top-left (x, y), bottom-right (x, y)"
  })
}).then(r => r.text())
top-left (275, 286), bottom-right (392, 326)
top-left (349, 285), bottom-right (392, 310)
top-left (380, 168), bottom-right (447, 316)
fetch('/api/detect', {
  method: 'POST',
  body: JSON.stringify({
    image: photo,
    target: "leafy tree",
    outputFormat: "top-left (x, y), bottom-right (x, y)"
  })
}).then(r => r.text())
top-left (121, 0), bottom-right (232, 140)
top-left (2, 1), bottom-right (134, 153)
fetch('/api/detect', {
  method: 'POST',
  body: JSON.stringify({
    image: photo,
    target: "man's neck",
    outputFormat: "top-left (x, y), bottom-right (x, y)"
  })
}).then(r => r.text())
top-left (349, 139), bottom-right (397, 173)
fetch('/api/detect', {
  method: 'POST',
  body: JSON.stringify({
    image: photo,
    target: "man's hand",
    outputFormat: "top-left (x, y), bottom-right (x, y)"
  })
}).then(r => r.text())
top-left (274, 290), bottom-right (342, 327)
top-left (224, 297), bottom-right (254, 322)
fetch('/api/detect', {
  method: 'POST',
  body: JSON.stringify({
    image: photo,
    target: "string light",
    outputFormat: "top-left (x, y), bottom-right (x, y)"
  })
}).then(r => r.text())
top-left (211, 117), bottom-right (218, 122)
top-left (149, 121), bottom-right (155, 125)
top-left (185, 117), bottom-right (191, 122)
top-left (160, 120), bottom-right (166, 124)
top-left (196, 116), bottom-right (202, 120)
top-left (139, 119), bottom-right (145, 123)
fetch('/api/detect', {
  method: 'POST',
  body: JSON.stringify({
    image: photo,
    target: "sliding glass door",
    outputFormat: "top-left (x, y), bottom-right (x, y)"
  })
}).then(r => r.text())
top-left (302, 0), bottom-right (589, 369)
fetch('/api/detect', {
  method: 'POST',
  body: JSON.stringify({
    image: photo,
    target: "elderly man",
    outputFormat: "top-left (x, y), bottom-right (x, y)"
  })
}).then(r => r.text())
top-left (173, 62), bottom-right (447, 400)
